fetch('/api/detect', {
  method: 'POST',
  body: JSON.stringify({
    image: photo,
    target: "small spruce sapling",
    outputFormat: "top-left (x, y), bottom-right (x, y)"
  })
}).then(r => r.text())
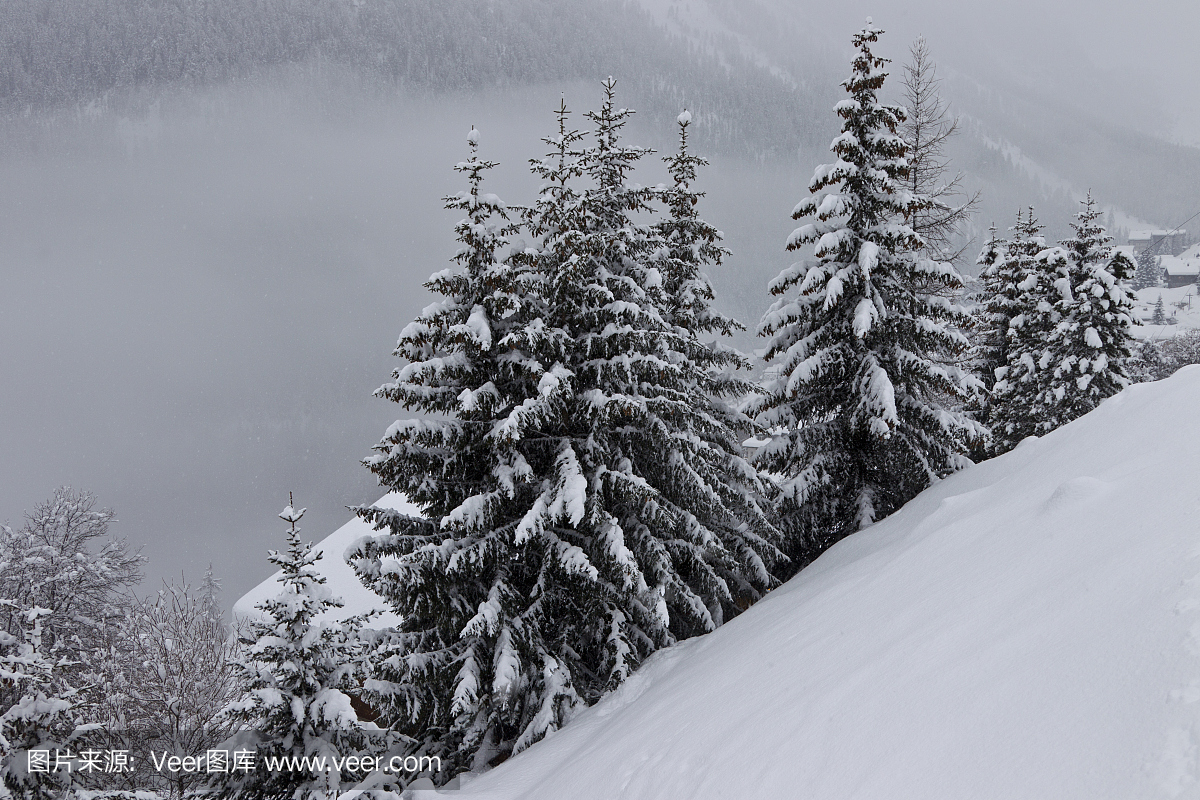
top-left (210, 497), bottom-right (371, 800)
top-left (1152, 295), bottom-right (1167, 325)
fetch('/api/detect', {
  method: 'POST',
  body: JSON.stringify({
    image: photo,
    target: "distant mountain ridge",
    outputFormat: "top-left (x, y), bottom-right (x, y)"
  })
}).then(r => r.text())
top-left (0, 0), bottom-right (824, 157)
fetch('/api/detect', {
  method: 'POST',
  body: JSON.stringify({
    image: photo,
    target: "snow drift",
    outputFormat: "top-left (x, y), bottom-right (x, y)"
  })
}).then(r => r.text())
top-left (436, 366), bottom-right (1200, 799)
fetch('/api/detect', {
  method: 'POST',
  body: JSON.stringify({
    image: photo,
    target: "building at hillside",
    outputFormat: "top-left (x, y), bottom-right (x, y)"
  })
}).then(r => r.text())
top-left (1129, 229), bottom-right (1188, 256)
top-left (1161, 256), bottom-right (1199, 288)
top-left (1157, 244), bottom-right (1200, 289)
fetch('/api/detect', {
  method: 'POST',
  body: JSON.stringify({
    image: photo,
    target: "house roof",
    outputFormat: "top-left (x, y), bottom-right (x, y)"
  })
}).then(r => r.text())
top-left (1160, 255), bottom-right (1200, 276)
top-left (1129, 229), bottom-right (1186, 241)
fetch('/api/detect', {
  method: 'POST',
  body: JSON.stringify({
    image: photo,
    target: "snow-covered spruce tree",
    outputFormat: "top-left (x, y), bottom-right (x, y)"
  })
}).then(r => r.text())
top-left (655, 109), bottom-right (739, 338)
top-left (201, 563), bottom-right (224, 624)
top-left (348, 125), bottom-right (553, 781)
top-left (351, 88), bottom-right (780, 780)
top-left (209, 501), bottom-right (370, 800)
top-left (1036, 194), bottom-right (1135, 427)
top-left (652, 107), bottom-right (780, 584)
top-left (971, 224), bottom-right (1015, 401)
top-left (0, 603), bottom-right (87, 800)
top-left (1132, 246), bottom-right (1161, 291)
top-left (523, 79), bottom-right (779, 647)
top-left (753, 23), bottom-right (980, 567)
top-left (1152, 294), bottom-right (1167, 325)
top-left (988, 208), bottom-right (1062, 455)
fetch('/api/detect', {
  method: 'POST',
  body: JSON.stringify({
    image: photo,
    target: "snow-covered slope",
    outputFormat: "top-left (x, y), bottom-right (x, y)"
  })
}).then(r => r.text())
top-left (443, 366), bottom-right (1200, 800)
top-left (233, 492), bottom-right (417, 627)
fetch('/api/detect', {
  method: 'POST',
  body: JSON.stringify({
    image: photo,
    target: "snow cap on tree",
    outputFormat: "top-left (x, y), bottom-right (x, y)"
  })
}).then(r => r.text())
top-left (754, 22), bottom-right (980, 566)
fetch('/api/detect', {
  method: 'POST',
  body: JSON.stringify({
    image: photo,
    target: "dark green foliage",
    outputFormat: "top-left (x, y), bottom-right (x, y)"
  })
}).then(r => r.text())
top-left (753, 25), bottom-right (979, 568)
top-left (349, 90), bottom-right (779, 782)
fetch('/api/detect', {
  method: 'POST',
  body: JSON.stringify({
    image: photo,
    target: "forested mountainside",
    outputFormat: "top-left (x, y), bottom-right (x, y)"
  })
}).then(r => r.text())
top-left (0, 0), bottom-right (834, 156)
top-left (944, 68), bottom-right (1200, 242)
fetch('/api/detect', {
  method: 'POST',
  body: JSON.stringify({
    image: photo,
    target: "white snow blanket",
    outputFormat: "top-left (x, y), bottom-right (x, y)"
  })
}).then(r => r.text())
top-left (441, 365), bottom-right (1200, 799)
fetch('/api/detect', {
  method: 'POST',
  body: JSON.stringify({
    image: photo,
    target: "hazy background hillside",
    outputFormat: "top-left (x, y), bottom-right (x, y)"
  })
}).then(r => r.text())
top-left (1, 0), bottom-right (1196, 605)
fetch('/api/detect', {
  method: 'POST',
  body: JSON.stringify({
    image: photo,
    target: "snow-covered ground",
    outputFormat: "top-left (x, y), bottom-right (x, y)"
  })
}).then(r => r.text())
top-left (233, 492), bottom-right (417, 627)
top-left (1132, 284), bottom-right (1200, 340)
top-left (404, 366), bottom-right (1200, 799)
top-left (1127, 243), bottom-right (1200, 340)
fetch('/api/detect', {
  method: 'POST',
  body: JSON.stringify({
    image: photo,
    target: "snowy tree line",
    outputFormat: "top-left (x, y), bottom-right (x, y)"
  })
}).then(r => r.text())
top-left (0, 20), bottom-right (1166, 799)
top-left (323, 23), bottom-right (1144, 791)
top-left (0, 489), bottom-right (239, 798)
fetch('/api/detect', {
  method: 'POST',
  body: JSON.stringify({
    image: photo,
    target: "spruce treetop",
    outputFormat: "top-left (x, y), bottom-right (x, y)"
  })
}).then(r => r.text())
top-left (350, 87), bottom-right (780, 780)
top-left (1064, 193), bottom-right (1110, 267)
top-left (1039, 193), bottom-right (1135, 423)
top-left (656, 109), bottom-right (746, 374)
top-left (212, 497), bottom-right (370, 800)
top-left (789, 24), bottom-right (920, 257)
top-left (756, 22), bottom-right (978, 562)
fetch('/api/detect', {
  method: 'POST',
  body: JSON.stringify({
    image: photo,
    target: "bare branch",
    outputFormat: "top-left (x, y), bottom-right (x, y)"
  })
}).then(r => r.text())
top-left (900, 36), bottom-right (980, 274)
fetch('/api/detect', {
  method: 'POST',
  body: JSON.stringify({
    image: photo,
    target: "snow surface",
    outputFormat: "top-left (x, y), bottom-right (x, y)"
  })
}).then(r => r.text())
top-left (415, 366), bottom-right (1200, 799)
top-left (1132, 284), bottom-right (1200, 338)
top-left (233, 492), bottom-right (418, 627)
